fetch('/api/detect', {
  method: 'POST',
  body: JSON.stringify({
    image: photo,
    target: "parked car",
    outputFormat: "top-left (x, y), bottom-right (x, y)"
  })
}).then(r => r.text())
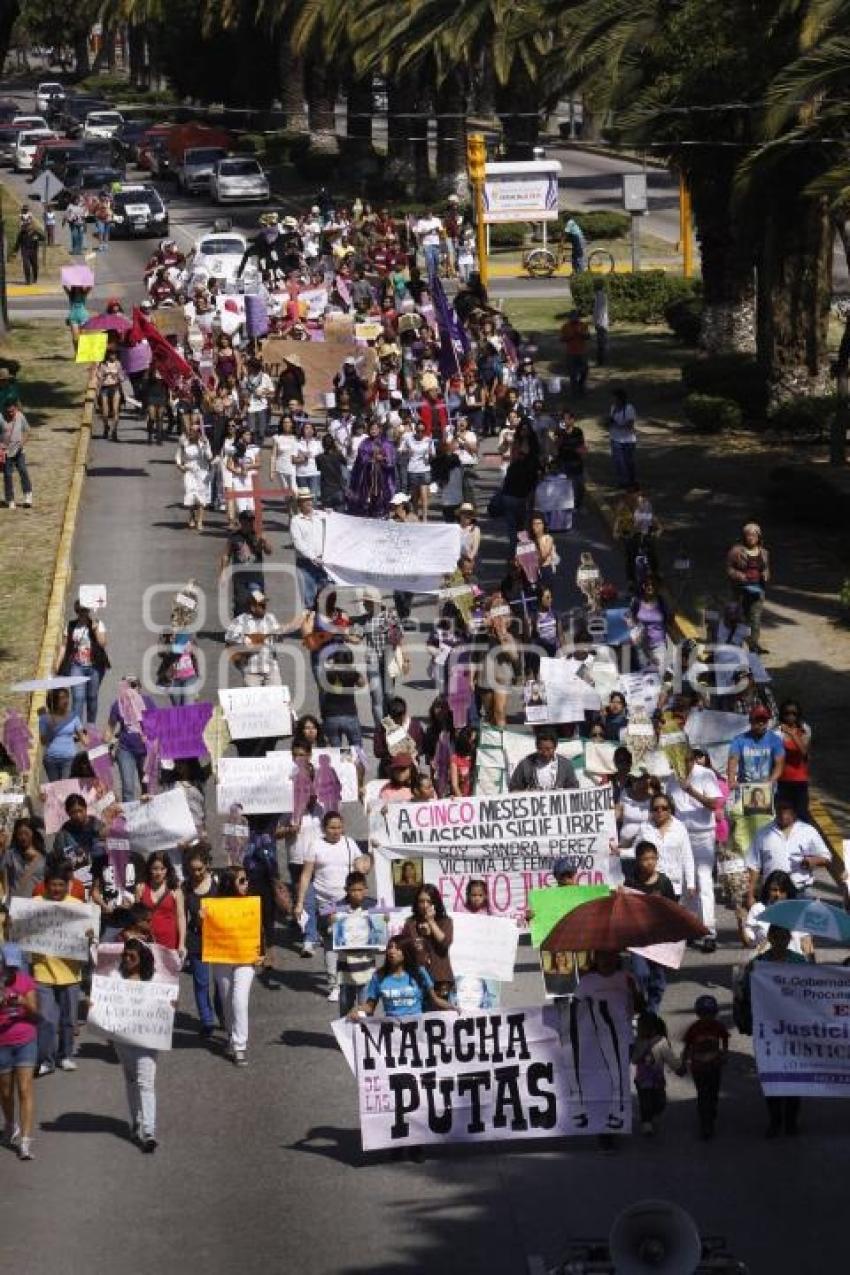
top-left (110, 183), bottom-right (169, 238)
top-left (35, 81), bottom-right (66, 114)
top-left (83, 110), bottom-right (125, 140)
top-left (14, 129), bottom-right (56, 173)
top-left (211, 156), bottom-right (270, 204)
top-left (178, 146), bottom-right (228, 195)
top-left (0, 123), bottom-right (27, 166)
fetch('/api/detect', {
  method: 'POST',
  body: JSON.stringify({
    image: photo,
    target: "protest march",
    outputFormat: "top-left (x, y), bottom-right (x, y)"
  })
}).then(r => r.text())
top-left (1, 74), bottom-right (850, 1275)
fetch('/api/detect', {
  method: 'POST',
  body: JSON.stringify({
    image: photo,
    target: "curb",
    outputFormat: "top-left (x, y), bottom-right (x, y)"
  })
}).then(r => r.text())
top-left (26, 368), bottom-right (97, 798)
top-left (585, 484), bottom-right (844, 862)
top-left (554, 141), bottom-right (669, 172)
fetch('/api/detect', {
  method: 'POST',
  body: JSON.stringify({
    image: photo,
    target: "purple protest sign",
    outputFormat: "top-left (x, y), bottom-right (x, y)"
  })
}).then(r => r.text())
top-left (85, 726), bottom-right (115, 786)
top-left (3, 710), bottom-right (32, 774)
top-left (141, 703), bottom-right (213, 761)
top-left (245, 293), bottom-right (269, 339)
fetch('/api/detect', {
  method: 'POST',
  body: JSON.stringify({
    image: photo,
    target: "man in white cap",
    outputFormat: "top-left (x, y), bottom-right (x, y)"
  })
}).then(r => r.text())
top-left (290, 488), bottom-right (329, 610)
top-left (225, 590), bottom-right (284, 687)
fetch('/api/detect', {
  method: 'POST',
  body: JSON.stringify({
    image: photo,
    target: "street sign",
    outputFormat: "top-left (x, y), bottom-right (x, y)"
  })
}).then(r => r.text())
top-left (622, 173), bottom-right (648, 213)
top-left (28, 170), bottom-right (64, 205)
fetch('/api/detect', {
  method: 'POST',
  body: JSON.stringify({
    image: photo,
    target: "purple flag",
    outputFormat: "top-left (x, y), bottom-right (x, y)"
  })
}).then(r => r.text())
top-left (85, 725), bottom-right (116, 787)
top-left (141, 703), bottom-right (213, 761)
top-left (3, 710), bottom-right (32, 774)
top-left (427, 261), bottom-right (470, 378)
top-left (245, 293), bottom-right (269, 339)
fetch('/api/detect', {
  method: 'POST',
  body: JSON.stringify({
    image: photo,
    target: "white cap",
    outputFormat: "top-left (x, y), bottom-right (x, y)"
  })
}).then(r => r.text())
top-left (295, 488), bottom-right (313, 500)
top-left (389, 492), bottom-right (411, 506)
top-left (250, 589), bottom-right (267, 603)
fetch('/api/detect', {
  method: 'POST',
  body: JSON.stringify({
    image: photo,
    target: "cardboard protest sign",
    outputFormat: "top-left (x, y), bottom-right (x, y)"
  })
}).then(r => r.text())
top-left (261, 339), bottom-right (376, 412)
top-left (527, 885), bottom-right (611, 948)
top-left (201, 896), bottom-right (261, 965)
top-left (121, 788), bottom-right (197, 853)
top-left (88, 974), bottom-right (177, 1050)
top-left (374, 788), bottom-right (615, 926)
top-left (10, 897), bottom-right (96, 961)
top-left (215, 751), bottom-right (293, 815)
top-left (40, 778), bottom-right (98, 834)
top-left (141, 703), bottom-right (213, 760)
top-left (348, 998), bottom-right (631, 1150)
top-left (752, 963), bottom-right (850, 1097)
top-left (449, 913), bottom-right (520, 983)
top-left (218, 686), bottom-right (292, 740)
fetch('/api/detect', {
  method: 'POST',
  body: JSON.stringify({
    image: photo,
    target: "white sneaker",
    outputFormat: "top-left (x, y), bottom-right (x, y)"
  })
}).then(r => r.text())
top-left (300, 942), bottom-right (315, 958)
top-left (234, 1049), bottom-right (247, 1066)
top-left (23, 494), bottom-right (32, 507)
top-left (18, 1137), bottom-right (33, 1161)
top-left (35, 1061), bottom-right (54, 1077)
top-left (58, 1058), bottom-right (77, 1071)
top-left (326, 985), bottom-right (340, 1003)
top-left (6, 501), bottom-right (15, 510)
top-left (1, 1123), bottom-right (19, 1148)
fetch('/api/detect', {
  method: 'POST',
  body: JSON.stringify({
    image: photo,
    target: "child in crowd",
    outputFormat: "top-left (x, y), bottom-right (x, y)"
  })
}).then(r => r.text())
top-left (631, 1011), bottom-right (681, 1136)
top-left (681, 994), bottom-right (729, 1140)
top-left (329, 871), bottom-right (378, 1017)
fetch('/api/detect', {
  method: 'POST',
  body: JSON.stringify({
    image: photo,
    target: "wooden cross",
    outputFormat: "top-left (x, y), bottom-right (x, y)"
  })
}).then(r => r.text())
top-left (250, 471), bottom-right (290, 537)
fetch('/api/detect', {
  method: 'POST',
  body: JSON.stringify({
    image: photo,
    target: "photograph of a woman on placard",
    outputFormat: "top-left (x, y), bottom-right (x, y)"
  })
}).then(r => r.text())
top-left (331, 910), bottom-right (389, 951)
top-left (453, 976), bottom-right (501, 1012)
top-left (540, 948), bottom-right (580, 999)
top-left (742, 783), bottom-right (772, 816)
top-left (392, 858), bottom-right (423, 908)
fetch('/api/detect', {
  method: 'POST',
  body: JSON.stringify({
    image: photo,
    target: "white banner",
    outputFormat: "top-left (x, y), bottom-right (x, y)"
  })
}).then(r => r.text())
top-left (121, 788), bottom-right (197, 853)
top-left (349, 998), bottom-right (631, 1150)
top-left (684, 709), bottom-right (749, 749)
top-left (10, 898), bottom-right (96, 961)
top-left (375, 788), bottom-right (614, 925)
top-left (216, 751), bottom-right (293, 814)
top-left (323, 512), bottom-right (461, 592)
top-left (218, 686), bottom-right (292, 740)
top-left (449, 913), bottom-right (520, 983)
top-left (752, 963), bottom-right (850, 1096)
top-left (88, 974), bottom-right (178, 1051)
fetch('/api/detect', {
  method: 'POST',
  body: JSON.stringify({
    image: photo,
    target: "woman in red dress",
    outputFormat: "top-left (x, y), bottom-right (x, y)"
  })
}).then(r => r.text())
top-left (136, 852), bottom-right (186, 955)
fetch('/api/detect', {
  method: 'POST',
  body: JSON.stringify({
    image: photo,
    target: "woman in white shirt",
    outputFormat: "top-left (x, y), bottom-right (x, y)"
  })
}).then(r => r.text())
top-left (269, 414), bottom-right (299, 520)
top-left (743, 870), bottom-right (811, 957)
top-left (618, 771), bottom-right (653, 852)
top-left (225, 425), bottom-right (261, 518)
top-left (608, 386), bottom-right (638, 487)
top-left (293, 421), bottom-right (323, 500)
top-left (635, 794), bottom-right (696, 900)
top-left (400, 419), bottom-right (434, 521)
top-left (292, 811), bottom-right (360, 1001)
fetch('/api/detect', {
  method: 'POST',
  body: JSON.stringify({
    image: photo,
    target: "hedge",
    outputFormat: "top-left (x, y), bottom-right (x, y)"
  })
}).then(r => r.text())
top-left (680, 354), bottom-right (769, 421)
top-left (664, 295), bottom-right (703, 346)
top-left (768, 396), bottom-right (837, 438)
top-left (571, 272), bottom-right (701, 324)
top-left (682, 393), bottom-right (742, 433)
top-left (564, 208), bottom-right (630, 241)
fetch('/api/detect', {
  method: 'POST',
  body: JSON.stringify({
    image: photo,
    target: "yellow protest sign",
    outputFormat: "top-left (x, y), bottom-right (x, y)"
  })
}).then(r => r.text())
top-left (201, 896), bottom-right (261, 965)
top-left (76, 332), bottom-right (108, 363)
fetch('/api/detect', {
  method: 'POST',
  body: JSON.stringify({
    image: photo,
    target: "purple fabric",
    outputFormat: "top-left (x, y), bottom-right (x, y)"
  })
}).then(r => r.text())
top-left (427, 261), bottom-right (470, 377)
top-left (2, 710), bottom-right (32, 774)
top-left (346, 437), bottom-right (396, 517)
top-left (141, 703), bottom-right (213, 760)
top-left (85, 725), bottom-right (115, 786)
top-left (314, 754), bottom-right (342, 809)
top-left (245, 294), bottom-right (269, 339)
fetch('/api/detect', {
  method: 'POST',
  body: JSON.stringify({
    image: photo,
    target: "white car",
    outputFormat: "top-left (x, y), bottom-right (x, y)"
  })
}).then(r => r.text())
top-left (211, 157), bottom-right (270, 204)
top-left (35, 82), bottom-right (65, 113)
top-left (188, 230), bottom-right (251, 291)
top-left (14, 128), bottom-right (55, 172)
top-left (12, 115), bottom-right (49, 131)
top-left (83, 110), bottom-right (124, 140)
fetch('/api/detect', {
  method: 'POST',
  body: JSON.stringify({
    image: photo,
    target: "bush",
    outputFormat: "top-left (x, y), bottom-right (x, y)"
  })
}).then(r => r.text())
top-left (488, 224), bottom-right (529, 249)
top-left (664, 295), bottom-right (703, 346)
top-left (768, 396), bottom-right (837, 438)
top-left (682, 393), bottom-right (742, 433)
top-left (571, 271), bottom-right (700, 324)
top-left (564, 208), bottom-right (630, 241)
top-left (681, 354), bottom-right (769, 421)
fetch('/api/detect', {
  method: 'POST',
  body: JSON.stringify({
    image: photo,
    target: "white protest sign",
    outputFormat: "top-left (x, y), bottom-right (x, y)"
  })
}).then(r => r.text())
top-left (218, 686), bottom-right (292, 740)
top-left (752, 963), bottom-right (850, 1097)
top-left (618, 670), bottom-right (662, 713)
top-left (584, 741), bottom-right (618, 775)
top-left (216, 751), bottom-right (293, 814)
top-left (332, 1017), bottom-right (357, 1076)
top-left (279, 747), bottom-right (359, 804)
top-left (684, 709), bottom-right (749, 749)
top-left (323, 512), bottom-right (462, 592)
top-left (538, 658), bottom-right (601, 723)
top-left (374, 788), bottom-right (615, 925)
top-left (78, 584), bottom-right (107, 611)
top-left (10, 898), bottom-right (96, 960)
top-left (88, 974), bottom-right (178, 1050)
top-left (95, 942), bottom-right (183, 986)
top-left (349, 998), bottom-right (631, 1150)
top-left (627, 940), bottom-right (686, 970)
top-left (449, 912), bottom-right (520, 982)
top-left (121, 788), bottom-right (197, 853)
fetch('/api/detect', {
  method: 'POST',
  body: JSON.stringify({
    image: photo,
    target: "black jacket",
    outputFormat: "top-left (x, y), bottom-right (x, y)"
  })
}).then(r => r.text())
top-left (508, 754), bottom-right (579, 792)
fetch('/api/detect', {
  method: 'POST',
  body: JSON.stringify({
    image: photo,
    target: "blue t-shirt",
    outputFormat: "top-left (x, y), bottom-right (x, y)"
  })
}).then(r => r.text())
top-left (728, 729), bottom-right (784, 782)
top-left (366, 967), bottom-right (434, 1017)
top-left (39, 712), bottom-right (83, 762)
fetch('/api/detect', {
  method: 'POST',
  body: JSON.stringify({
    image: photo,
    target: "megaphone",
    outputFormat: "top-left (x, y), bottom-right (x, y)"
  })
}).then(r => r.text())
top-left (609, 1200), bottom-right (702, 1275)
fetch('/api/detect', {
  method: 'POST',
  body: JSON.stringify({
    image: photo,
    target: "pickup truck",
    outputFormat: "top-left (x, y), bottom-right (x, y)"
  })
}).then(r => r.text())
top-left (177, 146), bottom-right (229, 195)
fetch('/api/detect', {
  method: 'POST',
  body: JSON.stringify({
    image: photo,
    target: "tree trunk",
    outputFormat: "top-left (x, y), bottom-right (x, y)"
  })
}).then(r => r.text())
top-left (278, 35), bottom-right (308, 134)
top-left (386, 73), bottom-right (417, 195)
top-left (757, 196), bottom-right (833, 405)
top-left (0, 0), bottom-right (20, 77)
top-left (127, 21), bottom-right (147, 89)
top-left (345, 71), bottom-right (373, 156)
top-left (73, 31), bottom-right (90, 76)
top-left (436, 69), bottom-right (468, 198)
top-left (691, 173), bottom-right (756, 354)
top-left (92, 23), bottom-right (116, 74)
top-left (496, 66), bottom-right (540, 153)
top-left (410, 76), bottom-right (431, 199)
top-left (306, 60), bottom-right (339, 156)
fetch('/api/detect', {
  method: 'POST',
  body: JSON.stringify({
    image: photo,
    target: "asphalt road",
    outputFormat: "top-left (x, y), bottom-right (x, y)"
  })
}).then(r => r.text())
top-left (3, 153), bottom-right (850, 1275)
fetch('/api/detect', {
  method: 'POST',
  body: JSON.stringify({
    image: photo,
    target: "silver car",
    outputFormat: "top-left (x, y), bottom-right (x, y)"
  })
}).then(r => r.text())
top-left (179, 147), bottom-right (228, 195)
top-left (211, 156), bottom-right (270, 204)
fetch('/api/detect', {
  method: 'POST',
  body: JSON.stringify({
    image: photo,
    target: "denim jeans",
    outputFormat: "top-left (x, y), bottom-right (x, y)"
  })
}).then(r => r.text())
top-left (339, 982), bottom-right (370, 1017)
top-left (3, 451), bottom-right (32, 504)
top-left (289, 864), bottom-right (319, 945)
top-left (43, 755), bottom-right (74, 782)
top-left (324, 713), bottom-right (363, 747)
top-left (629, 954), bottom-right (667, 1013)
top-left (186, 953), bottom-right (215, 1030)
top-left (423, 243), bottom-right (441, 275)
top-left (116, 746), bottom-right (145, 802)
top-left (611, 441), bottom-right (637, 487)
top-left (69, 662), bottom-right (101, 725)
top-left (115, 1042), bottom-right (157, 1139)
top-left (37, 982), bottom-right (80, 1065)
top-left (168, 678), bottom-right (199, 706)
top-left (365, 649), bottom-right (390, 729)
top-left (295, 557), bottom-right (328, 611)
top-left (70, 223), bottom-right (85, 255)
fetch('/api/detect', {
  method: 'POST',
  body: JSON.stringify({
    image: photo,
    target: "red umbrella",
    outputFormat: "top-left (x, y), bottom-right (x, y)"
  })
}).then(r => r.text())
top-left (83, 313), bottom-right (133, 334)
top-left (541, 888), bottom-right (708, 952)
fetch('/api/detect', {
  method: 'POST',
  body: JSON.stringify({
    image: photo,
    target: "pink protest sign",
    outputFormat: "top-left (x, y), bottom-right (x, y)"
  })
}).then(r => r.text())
top-left (61, 265), bottom-right (95, 289)
top-left (41, 779), bottom-right (98, 834)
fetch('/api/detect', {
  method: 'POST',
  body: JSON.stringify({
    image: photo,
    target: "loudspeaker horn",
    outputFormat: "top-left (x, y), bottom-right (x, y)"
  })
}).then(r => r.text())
top-left (609, 1199), bottom-right (702, 1275)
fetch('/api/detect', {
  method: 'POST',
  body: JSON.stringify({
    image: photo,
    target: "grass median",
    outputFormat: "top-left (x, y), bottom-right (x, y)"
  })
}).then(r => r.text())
top-left (2, 177), bottom-right (72, 287)
top-left (0, 321), bottom-right (88, 688)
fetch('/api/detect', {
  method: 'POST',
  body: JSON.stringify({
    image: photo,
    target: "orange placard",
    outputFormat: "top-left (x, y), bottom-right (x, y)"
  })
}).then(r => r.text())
top-left (201, 896), bottom-right (261, 965)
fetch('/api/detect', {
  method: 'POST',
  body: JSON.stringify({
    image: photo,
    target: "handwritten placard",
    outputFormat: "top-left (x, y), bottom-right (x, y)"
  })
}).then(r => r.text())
top-left (121, 788), bottom-right (197, 853)
top-left (10, 897), bottom-right (97, 961)
top-left (201, 896), bottom-right (261, 964)
top-left (218, 686), bottom-right (292, 740)
top-left (216, 751), bottom-right (293, 815)
top-left (88, 974), bottom-right (177, 1050)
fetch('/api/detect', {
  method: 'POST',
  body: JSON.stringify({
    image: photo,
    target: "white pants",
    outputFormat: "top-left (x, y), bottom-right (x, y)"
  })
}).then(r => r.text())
top-left (115, 1042), bottom-right (158, 1138)
top-left (214, 964), bottom-right (255, 1050)
top-left (690, 830), bottom-right (717, 936)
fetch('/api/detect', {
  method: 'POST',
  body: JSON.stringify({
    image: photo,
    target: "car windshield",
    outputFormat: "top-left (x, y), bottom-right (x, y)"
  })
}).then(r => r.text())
top-left (89, 113), bottom-right (121, 127)
top-left (115, 190), bottom-right (162, 212)
top-left (188, 149), bottom-right (226, 164)
top-left (198, 237), bottom-right (244, 255)
top-left (220, 160), bottom-right (262, 177)
top-left (40, 84), bottom-right (63, 93)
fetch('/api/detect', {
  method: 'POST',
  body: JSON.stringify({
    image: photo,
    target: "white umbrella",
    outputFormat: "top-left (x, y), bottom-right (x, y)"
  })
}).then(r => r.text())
top-left (9, 676), bottom-right (90, 692)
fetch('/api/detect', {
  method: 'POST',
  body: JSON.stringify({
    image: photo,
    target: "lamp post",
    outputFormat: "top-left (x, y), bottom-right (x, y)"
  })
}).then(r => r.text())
top-left (466, 132), bottom-right (488, 288)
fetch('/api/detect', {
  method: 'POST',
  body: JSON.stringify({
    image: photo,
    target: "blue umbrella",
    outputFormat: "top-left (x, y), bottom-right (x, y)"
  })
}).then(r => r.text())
top-left (760, 899), bottom-right (850, 941)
